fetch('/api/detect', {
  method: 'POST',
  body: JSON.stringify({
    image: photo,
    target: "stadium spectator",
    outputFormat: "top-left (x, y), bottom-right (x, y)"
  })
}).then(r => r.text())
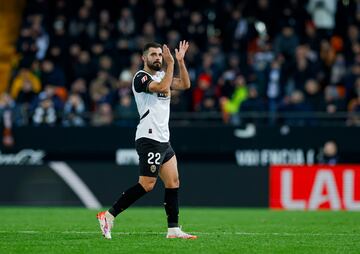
top-left (186, 11), bottom-right (207, 48)
top-left (113, 39), bottom-right (133, 71)
top-left (89, 71), bottom-right (115, 108)
top-left (323, 85), bottom-right (346, 112)
top-left (116, 70), bottom-right (133, 98)
top-left (16, 78), bottom-right (39, 106)
top-left (321, 85), bottom-right (347, 125)
top-left (32, 92), bottom-right (58, 126)
top-left (278, 90), bottom-right (312, 126)
top-left (273, 24), bottom-right (299, 62)
top-left (98, 55), bottom-right (118, 78)
top-left (40, 59), bottom-right (66, 87)
top-left (116, 8), bottom-right (135, 38)
top-left (303, 20), bottom-right (319, 51)
top-left (91, 102), bottom-right (113, 126)
top-left (70, 78), bottom-right (90, 110)
top-left (166, 30), bottom-right (181, 50)
top-left (32, 84), bottom-right (64, 112)
top-left (207, 38), bottom-right (226, 74)
top-left (114, 94), bottom-right (137, 126)
top-left (347, 77), bottom-right (360, 126)
top-left (307, 0), bottom-right (337, 39)
top-left (319, 39), bottom-right (336, 84)
top-left (0, 93), bottom-right (16, 123)
top-left (239, 85), bottom-right (266, 124)
top-left (345, 56), bottom-right (360, 98)
top-left (223, 9), bottom-right (249, 53)
top-left (266, 58), bottom-right (282, 123)
top-left (62, 93), bottom-right (86, 127)
top-left (304, 79), bottom-right (324, 112)
top-left (141, 22), bottom-right (157, 46)
top-left (245, 0), bottom-right (276, 38)
top-left (343, 24), bottom-right (360, 65)
top-left (330, 54), bottom-right (346, 86)
top-left (153, 7), bottom-right (171, 42)
top-left (15, 77), bottom-right (40, 125)
top-left (197, 52), bottom-right (219, 83)
top-left (199, 91), bottom-right (219, 113)
top-left (317, 140), bottom-right (339, 165)
top-left (98, 9), bottom-right (113, 32)
top-left (251, 39), bottom-right (274, 97)
top-left (220, 74), bottom-right (248, 124)
top-left (292, 45), bottom-right (320, 92)
top-left (170, 89), bottom-right (190, 112)
top-left (97, 28), bottom-right (115, 54)
top-left (31, 14), bottom-right (49, 61)
top-left (192, 73), bottom-right (213, 111)
top-left (10, 68), bottom-right (41, 99)
top-left (73, 50), bottom-right (95, 82)
top-left (17, 26), bottom-right (38, 68)
top-left (0, 93), bottom-right (15, 147)
top-left (68, 5), bottom-right (96, 43)
top-left (170, 0), bottom-right (189, 36)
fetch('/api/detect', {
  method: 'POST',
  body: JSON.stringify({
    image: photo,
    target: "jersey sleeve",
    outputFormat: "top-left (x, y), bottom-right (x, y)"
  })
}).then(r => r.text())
top-left (133, 72), bottom-right (153, 93)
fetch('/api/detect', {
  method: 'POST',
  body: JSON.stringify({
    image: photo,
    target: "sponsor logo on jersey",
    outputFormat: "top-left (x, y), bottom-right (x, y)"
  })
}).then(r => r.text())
top-left (157, 92), bottom-right (170, 100)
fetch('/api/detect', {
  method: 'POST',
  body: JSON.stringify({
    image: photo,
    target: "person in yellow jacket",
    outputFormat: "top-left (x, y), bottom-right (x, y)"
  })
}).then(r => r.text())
top-left (220, 74), bottom-right (248, 124)
top-left (10, 68), bottom-right (41, 99)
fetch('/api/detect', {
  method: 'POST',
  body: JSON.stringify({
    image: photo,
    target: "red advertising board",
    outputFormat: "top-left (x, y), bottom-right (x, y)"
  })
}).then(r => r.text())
top-left (270, 165), bottom-right (360, 210)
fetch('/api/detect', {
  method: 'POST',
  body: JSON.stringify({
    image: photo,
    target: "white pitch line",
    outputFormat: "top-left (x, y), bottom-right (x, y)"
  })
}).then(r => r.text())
top-left (17, 231), bottom-right (39, 234)
top-left (49, 161), bottom-right (102, 209)
top-left (0, 231), bottom-right (359, 237)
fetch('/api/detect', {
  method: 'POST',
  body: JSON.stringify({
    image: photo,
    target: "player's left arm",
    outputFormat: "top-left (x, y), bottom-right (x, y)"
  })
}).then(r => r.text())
top-left (171, 40), bottom-right (191, 90)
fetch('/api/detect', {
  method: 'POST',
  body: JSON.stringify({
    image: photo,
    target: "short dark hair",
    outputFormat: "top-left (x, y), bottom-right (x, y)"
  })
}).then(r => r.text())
top-left (143, 42), bottom-right (162, 54)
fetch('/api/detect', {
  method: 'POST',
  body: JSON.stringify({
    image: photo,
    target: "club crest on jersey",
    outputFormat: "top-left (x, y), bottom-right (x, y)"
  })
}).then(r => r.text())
top-left (150, 165), bottom-right (157, 173)
top-left (141, 75), bottom-right (148, 83)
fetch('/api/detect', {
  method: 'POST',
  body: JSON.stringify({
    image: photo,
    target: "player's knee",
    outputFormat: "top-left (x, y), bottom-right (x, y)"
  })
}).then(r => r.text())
top-left (139, 179), bottom-right (156, 192)
top-left (143, 183), bottom-right (155, 192)
top-left (166, 178), bottom-right (180, 188)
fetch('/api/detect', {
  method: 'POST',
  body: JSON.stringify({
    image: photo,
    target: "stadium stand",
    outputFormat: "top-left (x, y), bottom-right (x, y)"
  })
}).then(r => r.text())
top-left (1, 0), bottom-right (360, 126)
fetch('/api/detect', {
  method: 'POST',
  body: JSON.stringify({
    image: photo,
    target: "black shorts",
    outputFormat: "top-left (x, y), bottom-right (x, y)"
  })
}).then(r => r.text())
top-left (135, 137), bottom-right (175, 177)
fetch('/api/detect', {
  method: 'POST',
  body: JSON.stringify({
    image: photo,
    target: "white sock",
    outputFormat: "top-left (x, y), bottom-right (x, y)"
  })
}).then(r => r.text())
top-left (168, 227), bottom-right (181, 233)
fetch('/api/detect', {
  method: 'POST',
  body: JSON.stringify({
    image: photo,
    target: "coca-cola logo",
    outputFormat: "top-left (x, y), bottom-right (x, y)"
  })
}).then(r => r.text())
top-left (0, 149), bottom-right (45, 165)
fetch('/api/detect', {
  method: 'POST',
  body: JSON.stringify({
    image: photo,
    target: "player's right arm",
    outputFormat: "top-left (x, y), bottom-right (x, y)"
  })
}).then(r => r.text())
top-left (148, 45), bottom-right (174, 93)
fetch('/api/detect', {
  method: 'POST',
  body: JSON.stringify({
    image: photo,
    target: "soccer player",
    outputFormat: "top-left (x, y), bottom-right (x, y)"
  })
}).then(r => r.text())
top-left (97, 40), bottom-right (197, 239)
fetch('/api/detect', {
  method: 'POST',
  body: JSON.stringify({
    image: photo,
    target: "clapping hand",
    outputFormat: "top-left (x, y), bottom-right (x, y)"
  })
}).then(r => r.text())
top-left (162, 44), bottom-right (174, 65)
top-left (175, 40), bottom-right (189, 62)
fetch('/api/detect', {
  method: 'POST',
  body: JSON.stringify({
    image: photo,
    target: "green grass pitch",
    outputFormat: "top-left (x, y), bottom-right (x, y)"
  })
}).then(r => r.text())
top-left (1, 207), bottom-right (360, 253)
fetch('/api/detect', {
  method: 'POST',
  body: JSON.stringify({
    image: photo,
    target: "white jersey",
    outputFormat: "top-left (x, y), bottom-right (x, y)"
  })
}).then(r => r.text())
top-left (132, 70), bottom-right (170, 142)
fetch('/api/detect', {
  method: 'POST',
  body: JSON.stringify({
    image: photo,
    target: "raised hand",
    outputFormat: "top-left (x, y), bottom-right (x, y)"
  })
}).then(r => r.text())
top-left (175, 40), bottom-right (189, 62)
top-left (162, 44), bottom-right (174, 65)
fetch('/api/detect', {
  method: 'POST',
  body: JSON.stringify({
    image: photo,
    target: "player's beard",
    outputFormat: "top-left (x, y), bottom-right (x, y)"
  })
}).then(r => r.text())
top-left (147, 60), bottom-right (162, 71)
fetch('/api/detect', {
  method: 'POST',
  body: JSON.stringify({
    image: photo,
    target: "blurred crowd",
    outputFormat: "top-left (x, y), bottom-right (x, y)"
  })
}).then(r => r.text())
top-left (1, 0), bottom-right (360, 127)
